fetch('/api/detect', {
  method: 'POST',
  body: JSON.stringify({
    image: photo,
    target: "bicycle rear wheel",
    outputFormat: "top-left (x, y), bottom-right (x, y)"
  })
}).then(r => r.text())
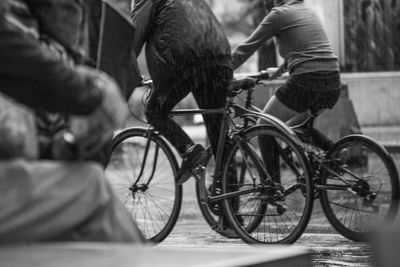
top-left (105, 127), bottom-right (182, 243)
top-left (320, 135), bottom-right (400, 242)
top-left (222, 125), bottom-right (313, 244)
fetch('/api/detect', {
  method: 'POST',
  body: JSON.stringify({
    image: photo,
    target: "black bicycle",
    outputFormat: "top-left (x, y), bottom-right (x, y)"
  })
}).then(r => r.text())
top-left (291, 116), bottom-right (399, 241)
top-left (105, 72), bottom-right (315, 244)
top-left (235, 77), bottom-right (400, 242)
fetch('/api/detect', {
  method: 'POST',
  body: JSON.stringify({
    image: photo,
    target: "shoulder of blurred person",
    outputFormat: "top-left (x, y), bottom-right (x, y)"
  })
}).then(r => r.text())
top-left (17, 0), bottom-right (87, 63)
top-left (0, 1), bottom-right (128, 161)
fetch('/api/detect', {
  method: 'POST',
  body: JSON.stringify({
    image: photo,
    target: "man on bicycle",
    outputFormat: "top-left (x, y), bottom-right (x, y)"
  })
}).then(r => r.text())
top-left (131, 0), bottom-right (233, 184)
top-left (232, 0), bottom-right (341, 179)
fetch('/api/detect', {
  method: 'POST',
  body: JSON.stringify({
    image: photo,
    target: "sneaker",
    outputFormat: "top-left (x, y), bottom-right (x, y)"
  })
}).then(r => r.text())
top-left (176, 144), bottom-right (208, 185)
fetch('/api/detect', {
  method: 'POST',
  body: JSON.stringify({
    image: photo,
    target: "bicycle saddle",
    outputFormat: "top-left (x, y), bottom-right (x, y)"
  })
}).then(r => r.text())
top-left (228, 77), bottom-right (256, 96)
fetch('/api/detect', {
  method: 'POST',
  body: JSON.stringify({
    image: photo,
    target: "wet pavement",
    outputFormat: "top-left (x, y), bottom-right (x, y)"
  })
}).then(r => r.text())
top-left (158, 152), bottom-right (400, 267)
top-left (160, 179), bottom-right (373, 267)
top-left (112, 124), bottom-right (400, 266)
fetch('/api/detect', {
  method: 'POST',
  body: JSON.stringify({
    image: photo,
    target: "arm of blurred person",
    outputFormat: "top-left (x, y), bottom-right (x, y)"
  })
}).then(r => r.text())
top-left (232, 8), bottom-right (281, 70)
top-left (0, 6), bottom-right (128, 162)
top-left (130, 0), bottom-right (153, 56)
top-left (23, 0), bottom-right (86, 62)
top-left (0, 14), bottom-right (102, 115)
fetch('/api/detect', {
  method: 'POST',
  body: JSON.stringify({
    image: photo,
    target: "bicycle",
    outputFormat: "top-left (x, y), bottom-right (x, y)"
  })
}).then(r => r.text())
top-left (105, 72), bottom-right (315, 244)
top-left (291, 115), bottom-right (399, 242)
top-left (231, 77), bottom-right (400, 243)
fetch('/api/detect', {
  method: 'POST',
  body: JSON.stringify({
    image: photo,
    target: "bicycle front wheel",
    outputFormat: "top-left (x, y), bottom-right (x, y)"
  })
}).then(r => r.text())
top-left (320, 135), bottom-right (399, 242)
top-left (105, 127), bottom-right (182, 243)
top-left (221, 125), bottom-right (313, 244)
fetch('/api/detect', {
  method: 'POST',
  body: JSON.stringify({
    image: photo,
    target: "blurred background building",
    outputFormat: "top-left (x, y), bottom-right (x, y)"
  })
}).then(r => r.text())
top-left (114, 0), bottom-right (400, 143)
top-left (208, 0), bottom-right (400, 139)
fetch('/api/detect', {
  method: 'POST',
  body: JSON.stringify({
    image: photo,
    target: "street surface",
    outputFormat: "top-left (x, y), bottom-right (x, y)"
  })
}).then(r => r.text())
top-left (159, 152), bottom-right (400, 267)
top-left (160, 180), bottom-right (372, 267)
top-left (109, 124), bottom-right (400, 266)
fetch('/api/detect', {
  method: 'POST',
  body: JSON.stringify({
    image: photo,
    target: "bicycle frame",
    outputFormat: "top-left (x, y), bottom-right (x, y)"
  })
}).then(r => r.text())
top-left (169, 99), bottom-right (301, 204)
top-left (131, 75), bottom-right (310, 206)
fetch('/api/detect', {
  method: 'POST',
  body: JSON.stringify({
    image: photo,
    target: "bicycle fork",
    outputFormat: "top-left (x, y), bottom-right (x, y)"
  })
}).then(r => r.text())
top-left (129, 129), bottom-right (159, 197)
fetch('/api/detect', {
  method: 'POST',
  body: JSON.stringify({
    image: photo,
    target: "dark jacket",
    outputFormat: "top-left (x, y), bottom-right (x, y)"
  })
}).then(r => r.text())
top-left (0, 0), bottom-right (102, 115)
top-left (131, 0), bottom-right (232, 90)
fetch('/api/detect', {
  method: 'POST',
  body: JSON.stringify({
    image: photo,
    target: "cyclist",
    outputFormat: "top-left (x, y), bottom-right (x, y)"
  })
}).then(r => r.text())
top-left (232, 0), bottom-right (341, 179)
top-left (131, 0), bottom-right (233, 184)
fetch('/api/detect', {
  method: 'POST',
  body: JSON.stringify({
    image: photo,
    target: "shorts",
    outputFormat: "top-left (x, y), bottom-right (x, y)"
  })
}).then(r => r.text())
top-left (275, 71), bottom-right (341, 114)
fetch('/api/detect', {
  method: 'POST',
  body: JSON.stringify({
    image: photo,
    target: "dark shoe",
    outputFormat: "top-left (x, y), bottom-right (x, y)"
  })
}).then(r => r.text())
top-left (217, 227), bottom-right (239, 239)
top-left (176, 144), bottom-right (208, 185)
top-left (216, 216), bottom-right (240, 239)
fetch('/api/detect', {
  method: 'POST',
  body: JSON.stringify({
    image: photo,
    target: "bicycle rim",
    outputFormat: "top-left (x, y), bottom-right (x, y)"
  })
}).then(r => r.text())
top-left (105, 128), bottom-right (182, 243)
top-left (320, 135), bottom-right (400, 242)
top-left (222, 125), bottom-right (313, 244)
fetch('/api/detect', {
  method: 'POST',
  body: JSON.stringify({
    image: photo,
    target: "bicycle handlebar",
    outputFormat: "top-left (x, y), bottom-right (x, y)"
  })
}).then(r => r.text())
top-left (245, 70), bottom-right (270, 82)
top-left (233, 70), bottom-right (270, 83)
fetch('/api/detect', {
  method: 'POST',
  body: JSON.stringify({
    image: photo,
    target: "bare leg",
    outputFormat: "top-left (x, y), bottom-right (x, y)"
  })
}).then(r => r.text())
top-left (257, 96), bottom-right (299, 181)
top-left (259, 95), bottom-right (299, 124)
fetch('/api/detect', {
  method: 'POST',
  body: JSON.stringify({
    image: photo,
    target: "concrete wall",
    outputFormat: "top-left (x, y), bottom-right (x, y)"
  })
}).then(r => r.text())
top-left (341, 72), bottom-right (400, 127)
top-left (248, 72), bottom-right (400, 128)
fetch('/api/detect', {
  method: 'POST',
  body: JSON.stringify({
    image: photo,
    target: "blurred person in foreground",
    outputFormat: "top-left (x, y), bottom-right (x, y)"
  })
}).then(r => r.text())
top-left (0, 0), bottom-right (145, 243)
top-left (131, 0), bottom-right (233, 185)
top-left (232, 0), bottom-right (341, 179)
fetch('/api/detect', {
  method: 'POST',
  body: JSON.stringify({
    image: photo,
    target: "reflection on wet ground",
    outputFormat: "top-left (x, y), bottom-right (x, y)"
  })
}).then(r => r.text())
top-left (161, 179), bottom-right (375, 267)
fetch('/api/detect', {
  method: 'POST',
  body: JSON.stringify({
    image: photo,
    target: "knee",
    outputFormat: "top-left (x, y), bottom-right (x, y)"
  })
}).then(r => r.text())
top-left (144, 109), bottom-right (155, 123)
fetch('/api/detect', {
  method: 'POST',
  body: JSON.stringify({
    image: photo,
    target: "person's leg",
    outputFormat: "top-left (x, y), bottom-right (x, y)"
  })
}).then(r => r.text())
top-left (261, 95), bottom-right (299, 123)
top-left (145, 82), bottom-right (209, 183)
top-left (0, 159), bottom-right (145, 243)
top-left (145, 86), bottom-right (193, 154)
top-left (285, 71), bottom-right (341, 151)
top-left (257, 95), bottom-right (300, 181)
top-left (191, 67), bottom-right (232, 156)
top-left (192, 68), bottom-right (243, 230)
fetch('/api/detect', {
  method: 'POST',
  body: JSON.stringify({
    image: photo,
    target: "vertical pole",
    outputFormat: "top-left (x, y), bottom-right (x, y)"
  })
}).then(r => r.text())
top-left (337, 0), bottom-right (345, 67)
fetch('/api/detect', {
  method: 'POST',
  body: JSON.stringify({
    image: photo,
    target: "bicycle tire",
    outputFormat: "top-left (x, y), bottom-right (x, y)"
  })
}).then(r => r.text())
top-left (195, 151), bottom-right (240, 238)
top-left (221, 125), bottom-right (313, 244)
top-left (319, 134), bottom-right (400, 242)
top-left (105, 127), bottom-right (182, 243)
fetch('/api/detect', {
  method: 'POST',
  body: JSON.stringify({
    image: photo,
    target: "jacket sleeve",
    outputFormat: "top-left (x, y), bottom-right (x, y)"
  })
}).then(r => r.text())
top-left (130, 0), bottom-right (153, 57)
top-left (232, 8), bottom-right (281, 70)
top-left (0, 15), bottom-right (102, 115)
top-left (22, 0), bottom-right (86, 61)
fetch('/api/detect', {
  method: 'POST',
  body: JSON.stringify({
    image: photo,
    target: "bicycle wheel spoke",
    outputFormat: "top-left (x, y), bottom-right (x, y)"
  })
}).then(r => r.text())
top-left (105, 129), bottom-right (182, 242)
top-left (221, 125), bottom-right (313, 244)
top-left (320, 136), bottom-right (399, 241)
